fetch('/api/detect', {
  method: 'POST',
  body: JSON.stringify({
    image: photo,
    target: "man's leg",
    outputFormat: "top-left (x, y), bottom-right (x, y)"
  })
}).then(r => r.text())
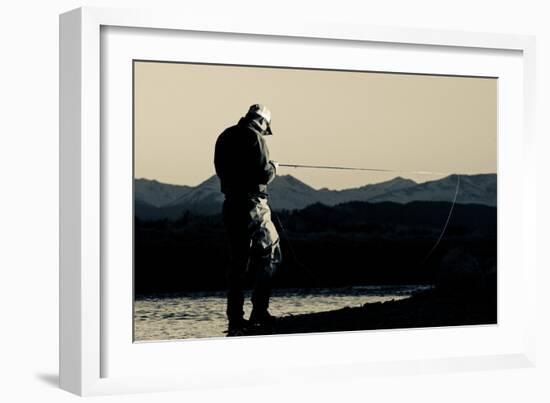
top-left (223, 201), bottom-right (251, 332)
top-left (249, 241), bottom-right (282, 325)
top-left (247, 198), bottom-right (282, 326)
top-left (225, 236), bottom-right (249, 326)
top-left (250, 250), bottom-right (272, 315)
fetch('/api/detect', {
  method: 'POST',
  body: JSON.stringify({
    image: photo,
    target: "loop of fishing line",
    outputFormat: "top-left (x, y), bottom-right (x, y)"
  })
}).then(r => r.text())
top-left (273, 163), bottom-right (461, 274)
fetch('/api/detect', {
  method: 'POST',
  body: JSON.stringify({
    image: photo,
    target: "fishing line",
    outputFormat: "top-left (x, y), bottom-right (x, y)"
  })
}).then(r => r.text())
top-left (271, 211), bottom-right (323, 286)
top-left (418, 174), bottom-right (461, 265)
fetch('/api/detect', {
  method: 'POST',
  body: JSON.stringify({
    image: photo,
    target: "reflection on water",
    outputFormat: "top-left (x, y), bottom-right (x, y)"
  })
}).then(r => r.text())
top-left (134, 285), bottom-right (431, 341)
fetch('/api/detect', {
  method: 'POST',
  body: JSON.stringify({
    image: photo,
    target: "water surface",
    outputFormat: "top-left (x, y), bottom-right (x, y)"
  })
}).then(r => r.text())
top-left (134, 285), bottom-right (431, 341)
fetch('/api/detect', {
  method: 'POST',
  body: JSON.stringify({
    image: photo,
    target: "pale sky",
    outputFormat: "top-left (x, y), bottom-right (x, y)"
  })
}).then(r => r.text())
top-left (134, 61), bottom-right (496, 190)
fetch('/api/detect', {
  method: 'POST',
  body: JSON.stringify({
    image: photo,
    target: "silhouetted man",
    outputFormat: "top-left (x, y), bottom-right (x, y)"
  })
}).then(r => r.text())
top-left (214, 104), bottom-right (282, 336)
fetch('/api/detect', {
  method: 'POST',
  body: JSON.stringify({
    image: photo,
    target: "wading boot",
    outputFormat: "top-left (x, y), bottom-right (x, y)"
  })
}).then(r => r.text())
top-left (226, 317), bottom-right (250, 337)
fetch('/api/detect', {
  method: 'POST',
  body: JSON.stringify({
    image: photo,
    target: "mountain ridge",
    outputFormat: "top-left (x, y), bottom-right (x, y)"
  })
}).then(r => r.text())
top-left (135, 173), bottom-right (496, 220)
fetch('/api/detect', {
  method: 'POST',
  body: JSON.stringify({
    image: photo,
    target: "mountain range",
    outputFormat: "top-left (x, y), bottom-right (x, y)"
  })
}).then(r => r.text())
top-left (135, 173), bottom-right (496, 220)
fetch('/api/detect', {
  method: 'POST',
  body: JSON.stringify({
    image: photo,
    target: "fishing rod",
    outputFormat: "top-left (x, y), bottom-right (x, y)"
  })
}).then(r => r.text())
top-left (278, 163), bottom-right (452, 176)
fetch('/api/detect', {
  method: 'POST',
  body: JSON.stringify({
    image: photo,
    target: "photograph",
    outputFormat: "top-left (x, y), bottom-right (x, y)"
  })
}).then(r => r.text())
top-left (132, 60), bottom-right (497, 341)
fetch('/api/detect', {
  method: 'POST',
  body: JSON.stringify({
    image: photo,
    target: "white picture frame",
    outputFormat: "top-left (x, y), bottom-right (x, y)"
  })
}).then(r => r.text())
top-left (59, 6), bottom-right (537, 396)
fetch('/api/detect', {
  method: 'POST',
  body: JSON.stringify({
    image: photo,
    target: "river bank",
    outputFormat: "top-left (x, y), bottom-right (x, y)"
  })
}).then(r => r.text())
top-left (258, 288), bottom-right (496, 336)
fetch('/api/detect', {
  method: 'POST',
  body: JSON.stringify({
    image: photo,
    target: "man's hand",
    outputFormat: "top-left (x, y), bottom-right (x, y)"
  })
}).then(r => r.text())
top-left (270, 160), bottom-right (279, 172)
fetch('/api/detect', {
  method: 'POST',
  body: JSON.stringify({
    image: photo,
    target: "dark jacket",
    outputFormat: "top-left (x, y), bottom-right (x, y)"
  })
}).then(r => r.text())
top-left (214, 117), bottom-right (276, 198)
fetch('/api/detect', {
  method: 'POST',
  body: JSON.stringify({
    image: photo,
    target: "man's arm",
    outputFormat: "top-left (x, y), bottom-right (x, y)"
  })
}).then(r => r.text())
top-left (249, 131), bottom-right (276, 185)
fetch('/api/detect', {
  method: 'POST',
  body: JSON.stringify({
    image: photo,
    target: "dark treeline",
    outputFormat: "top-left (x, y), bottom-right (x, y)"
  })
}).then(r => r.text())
top-left (134, 200), bottom-right (496, 296)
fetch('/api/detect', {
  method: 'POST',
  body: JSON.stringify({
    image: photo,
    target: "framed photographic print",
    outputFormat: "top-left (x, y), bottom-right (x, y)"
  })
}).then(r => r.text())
top-left (60, 7), bottom-right (537, 396)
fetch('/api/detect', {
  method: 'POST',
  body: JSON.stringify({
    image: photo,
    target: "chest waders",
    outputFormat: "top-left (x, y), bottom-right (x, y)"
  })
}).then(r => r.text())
top-left (223, 196), bottom-right (282, 327)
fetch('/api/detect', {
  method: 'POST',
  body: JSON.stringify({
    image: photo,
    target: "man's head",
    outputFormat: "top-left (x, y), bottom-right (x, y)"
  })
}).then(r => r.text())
top-left (245, 104), bottom-right (273, 135)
